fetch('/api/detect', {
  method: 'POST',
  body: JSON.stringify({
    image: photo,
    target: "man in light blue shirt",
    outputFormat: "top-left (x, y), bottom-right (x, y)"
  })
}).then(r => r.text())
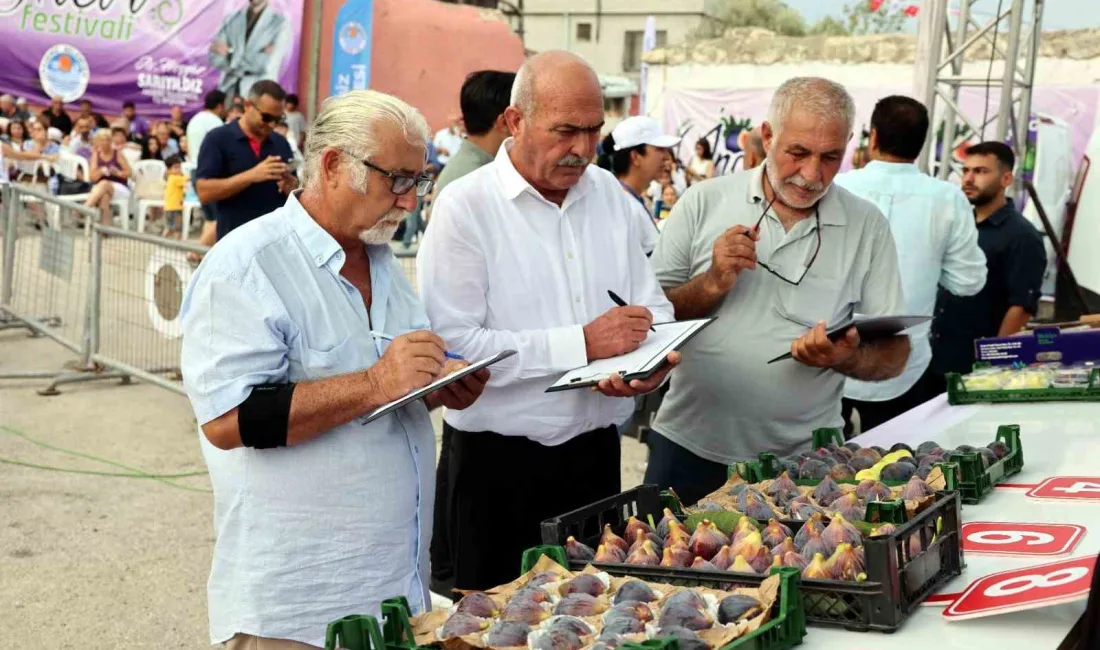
top-left (180, 90), bottom-right (488, 649)
top-left (835, 95), bottom-right (987, 433)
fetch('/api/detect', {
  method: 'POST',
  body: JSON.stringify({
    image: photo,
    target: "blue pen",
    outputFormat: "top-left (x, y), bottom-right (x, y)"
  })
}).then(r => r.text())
top-left (370, 331), bottom-right (465, 361)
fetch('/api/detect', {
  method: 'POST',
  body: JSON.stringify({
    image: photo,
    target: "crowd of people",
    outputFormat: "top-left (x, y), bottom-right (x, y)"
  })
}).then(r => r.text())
top-left (168, 49), bottom-right (1056, 650)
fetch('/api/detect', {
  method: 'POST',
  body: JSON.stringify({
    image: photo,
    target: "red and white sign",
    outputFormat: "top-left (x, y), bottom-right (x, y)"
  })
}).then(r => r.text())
top-left (943, 555), bottom-right (1096, 621)
top-left (1027, 476), bottom-right (1100, 502)
top-left (961, 522), bottom-right (1086, 557)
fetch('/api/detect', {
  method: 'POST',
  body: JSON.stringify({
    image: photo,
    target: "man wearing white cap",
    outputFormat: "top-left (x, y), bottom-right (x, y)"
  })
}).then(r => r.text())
top-left (597, 116), bottom-right (679, 254)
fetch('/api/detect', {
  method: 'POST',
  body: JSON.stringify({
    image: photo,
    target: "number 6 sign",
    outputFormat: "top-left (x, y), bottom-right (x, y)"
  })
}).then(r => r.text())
top-left (961, 522), bottom-right (1086, 557)
top-left (943, 555), bottom-right (1096, 621)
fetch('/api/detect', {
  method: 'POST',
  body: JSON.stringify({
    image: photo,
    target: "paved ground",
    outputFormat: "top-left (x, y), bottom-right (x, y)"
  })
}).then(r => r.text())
top-left (0, 325), bottom-right (649, 648)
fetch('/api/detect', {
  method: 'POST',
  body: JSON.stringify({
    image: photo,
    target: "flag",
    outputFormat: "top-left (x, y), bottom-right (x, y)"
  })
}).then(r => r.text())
top-left (904, 4), bottom-right (920, 16)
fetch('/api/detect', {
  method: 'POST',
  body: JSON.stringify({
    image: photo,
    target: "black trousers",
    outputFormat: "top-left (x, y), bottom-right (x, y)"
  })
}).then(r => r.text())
top-left (642, 430), bottom-right (728, 507)
top-left (842, 367), bottom-right (947, 436)
top-left (429, 426), bottom-right (455, 595)
top-left (437, 423), bottom-right (621, 592)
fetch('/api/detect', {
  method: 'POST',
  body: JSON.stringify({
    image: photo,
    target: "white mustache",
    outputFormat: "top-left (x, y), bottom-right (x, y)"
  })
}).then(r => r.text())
top-left (558, 155), bottom-right (588, 167)
top-left (785, 175), bottom-right (825, 192)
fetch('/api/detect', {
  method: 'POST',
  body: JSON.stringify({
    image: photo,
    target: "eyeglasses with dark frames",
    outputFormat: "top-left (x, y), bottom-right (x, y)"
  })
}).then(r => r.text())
top-left (345, 152), bottom-right (435, 198)
top-left (753, 176), bottom-right (823, 286)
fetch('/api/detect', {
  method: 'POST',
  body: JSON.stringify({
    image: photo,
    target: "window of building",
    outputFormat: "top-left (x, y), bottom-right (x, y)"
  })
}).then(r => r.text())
top-left (576, 22), bottom-right (592, 42)
top-left (622, 30), bottom-right (667, 72)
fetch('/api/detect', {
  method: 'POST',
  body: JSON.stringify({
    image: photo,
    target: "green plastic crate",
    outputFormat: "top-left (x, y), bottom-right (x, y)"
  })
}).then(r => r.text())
top-left (368, 555), bottom-right (805, 650)
top-left (946, 367), bottom-right (1100, 404)
top-left (943, 424), bottom-right (1024, 504)
top-left (325, 612), bottom-right (387, 650)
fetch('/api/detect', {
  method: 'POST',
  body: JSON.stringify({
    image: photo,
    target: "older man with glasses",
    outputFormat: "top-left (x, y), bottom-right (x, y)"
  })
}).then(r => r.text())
top-left (195, 79), bottom-right (297, 240)
top-left (181, 89), bottom-right (487, 650)
top-left (645, 77), bottom-right (910, 505)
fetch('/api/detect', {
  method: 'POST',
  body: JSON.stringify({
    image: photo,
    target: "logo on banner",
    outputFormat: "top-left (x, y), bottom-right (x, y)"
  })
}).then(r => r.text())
top-left (339, 21), bottom-right (368, 55)
top-left (38, 44), bottom-right (90, 102)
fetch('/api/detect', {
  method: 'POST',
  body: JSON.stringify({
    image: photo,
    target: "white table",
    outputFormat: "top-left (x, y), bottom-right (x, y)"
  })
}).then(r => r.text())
top-left (809, 395), bottom-right (1100, 648)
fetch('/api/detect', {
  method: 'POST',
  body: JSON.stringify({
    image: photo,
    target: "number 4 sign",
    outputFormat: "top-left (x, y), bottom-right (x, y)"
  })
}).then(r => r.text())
top-left (1027, 476), bottom-right (1100, 501)
top-left (943, 555), bottom-right (1096, 621)
top-left (962, 522), bottom-right (1086, 557)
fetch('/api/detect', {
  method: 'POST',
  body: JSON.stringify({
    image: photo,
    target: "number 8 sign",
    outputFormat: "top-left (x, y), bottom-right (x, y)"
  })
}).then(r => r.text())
top-left (943, 555), bottom-right (1096, 621)
top-left (961, 522), bottom-right (1086, 557)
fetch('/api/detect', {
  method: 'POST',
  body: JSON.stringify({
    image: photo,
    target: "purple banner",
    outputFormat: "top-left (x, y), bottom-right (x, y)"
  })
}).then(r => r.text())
top-left (0, 0), bottom-right (304, 119)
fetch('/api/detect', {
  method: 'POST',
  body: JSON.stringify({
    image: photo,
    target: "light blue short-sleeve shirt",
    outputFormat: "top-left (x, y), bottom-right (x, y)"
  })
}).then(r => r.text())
top-left (180, 193), bottom-right (435, 647)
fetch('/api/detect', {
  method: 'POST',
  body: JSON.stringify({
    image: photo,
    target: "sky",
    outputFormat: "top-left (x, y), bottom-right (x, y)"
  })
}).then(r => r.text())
top-left (784, 0), bottom-right (1100, 32)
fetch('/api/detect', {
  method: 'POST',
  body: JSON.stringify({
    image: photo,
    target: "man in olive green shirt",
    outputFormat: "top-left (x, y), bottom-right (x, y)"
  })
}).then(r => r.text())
top-left (428, 68), bottom-right (515, 595)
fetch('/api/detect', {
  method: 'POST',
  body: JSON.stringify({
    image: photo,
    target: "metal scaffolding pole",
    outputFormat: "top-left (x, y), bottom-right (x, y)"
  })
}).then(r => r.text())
top-left (916, 0), bottom-right (1044, 182)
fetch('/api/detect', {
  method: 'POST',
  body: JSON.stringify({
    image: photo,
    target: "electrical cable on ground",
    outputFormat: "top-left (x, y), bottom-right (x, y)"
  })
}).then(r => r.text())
top-left (0, 423), bottom-right (211, 493)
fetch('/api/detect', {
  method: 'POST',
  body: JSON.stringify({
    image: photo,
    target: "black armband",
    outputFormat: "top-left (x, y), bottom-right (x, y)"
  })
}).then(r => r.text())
top-left (238, 383), bottom-right (296, 449)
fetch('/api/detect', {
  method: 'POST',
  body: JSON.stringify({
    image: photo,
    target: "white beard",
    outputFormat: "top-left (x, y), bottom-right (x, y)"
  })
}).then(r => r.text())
top-left (358, 208), bottom-right (407, 245)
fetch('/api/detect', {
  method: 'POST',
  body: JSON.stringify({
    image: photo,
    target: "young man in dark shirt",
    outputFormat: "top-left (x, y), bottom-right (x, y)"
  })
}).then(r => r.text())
top-left (195, 79), bottom-right (296, 241)
top-left (931, 141), bottom-right (1047, 383)
top-left (40, 96), bottom-right (73, 135)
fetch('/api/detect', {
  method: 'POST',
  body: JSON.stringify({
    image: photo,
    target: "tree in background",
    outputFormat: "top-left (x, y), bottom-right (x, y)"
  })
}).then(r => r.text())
top-left (696, 0), bottom-right (808, 39)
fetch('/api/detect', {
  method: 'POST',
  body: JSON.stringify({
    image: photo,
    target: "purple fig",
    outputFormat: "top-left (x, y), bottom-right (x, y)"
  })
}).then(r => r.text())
top-left (856, 480), bottom-right (892, 503)
top-left (870, 523), bottom-right (897, 537)
top-left (607, 600), bottom-right (655, 624)
top-left (528, 571), bottom-right (560, 587)
top-left (771, 537), bottom-right (798, 557)
top-left (613, 580), bottom-right (658, 606)
top-left (828, 492), bottom-right (865, 522)
top-left (717, 594), bottom-right (763, 624)
top-left (987, 440), bottom-right (1010, 459)
top-left (880, 462), bottom-right (917, 482)
top-left (799, 458), bottom-right (830, 480)
top-left (656, 627), bottom-right (708, 650)
top-left (916, 441), bottom-right (942, 456)
top-left (660, 543), bottom-right (694, 568)
top-left (802, 552), bottom-right (830, 579)
top-left (688, 520), bottom-right (729, 560)
top-left (441, 612), bottom-right (490, 638)
top-left (742, 494), bottom-right (782, 521)
top-left (655, 508), bottom-right (682, 540)
top-left (600, 525), bottom-right (630, 554)
top-left (455, 591), bottom-right (499, 618)
top-left (821, 514), bottom-right (863, 555)
top-left (729, 555), bottom-right (758, 574)
top-left (512, 586), bottom-right (550, 605)
top-left (560, 573), bottom-right (606, 597)
top-left (710, 545), bottom-right (734, 570)
top-left (663, 589), bottom-right (707, 612)
top-left (829, 464), bottom-right (856, 481)
top-left (849, 455), bottom-right (875, 472)
top-left (824, 542), bottom-right (866, 581)
top-left (789, 496), bottom-right (827, 521)
top-left (502, 599), bottom-right (550, 625)
top-left (811, 476), bottom-right (843, 507)
top-left (665, 521), bottom-right (691, 547)
top-left (800, 534), bottom-right (829, 559)
top-left (595, 544), bottom-right (627, 564)
top-left (794, 515), bottom-right (824, 549)
top-left (554, 593), bottom-right (607, 617)
top-left (624, 516), bottom-right (655, 541)
top-left (690, 557), bottom-right (720, 571)
top-left (565, 536), bottom-right (595, 562)
top-left (782, 550), bottom-right (809, 571)
top-left (765, 471), bottom-right (800, 505)
top-left (854, 448), bottom-right (882, 464)
top-left (658, 602), bottom-right (713, 631)
top-left (900, 475), bottom-right (935, 500)
top-left (626, 540), bottom-right (660, 566)
top-left (747, 546), bottom-right (772, 573)
top-left (731, 530), bottom-right (763, 560)
top-left (530, 628), bottom-right (584, 650)
top-left (761, 518), bottom-right (793, 548)
top-left (485, 621), bottom-right (531, 647)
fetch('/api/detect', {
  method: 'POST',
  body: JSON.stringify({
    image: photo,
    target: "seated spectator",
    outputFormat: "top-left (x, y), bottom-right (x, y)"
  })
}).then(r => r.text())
top-left (110, 125), bottom-right (134, 152)
top-left (167, 105), bottom-right (188, 139)
top-left (78, 99), bottom-right (110, 129)
top-left (152, 122), bottom-right (180, 159)
top-left (40, 96), bottom-right (74, 135)
top-left (86, 129), bottom-right (132, 225)
top-left (13, 97), bottom-right (32, 123)
top-left (18, 121), bottom-right (60, 180)
top-left (142, 134), bottom-right (164, 160)
top-left (122, 101), bottom-right (151, 140)
top-left (0, 95), bottom-right (22, 122)
top-left (655, 183), bottom-right (679, 224)
top-left (67, 117), bottom-right (94, 157)
top-left (179, 135), bottom-right (190, 160)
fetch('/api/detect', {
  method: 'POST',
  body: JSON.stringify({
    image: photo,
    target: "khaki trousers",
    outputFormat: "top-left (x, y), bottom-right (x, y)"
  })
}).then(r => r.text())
top-left (225, 633), bottom-right (323, 650)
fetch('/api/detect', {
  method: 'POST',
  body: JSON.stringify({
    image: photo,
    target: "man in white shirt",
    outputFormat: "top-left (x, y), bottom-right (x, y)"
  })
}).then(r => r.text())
top-left (432, 115), bottom-right (464, 167)
top-left (835, 95), bottom-right (986, 433)
top-left (418, 51), bottom-right (678, 591)
top-left (186, 89), bottom-right (228, 252)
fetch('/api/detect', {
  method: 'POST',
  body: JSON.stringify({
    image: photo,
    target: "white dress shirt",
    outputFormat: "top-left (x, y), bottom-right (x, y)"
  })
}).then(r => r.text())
top-left (181, 194), bottom-right (434, 646)
top-left (418, 139), bottom-right (674, 445)
top-left (835, 161), bottom-right (987, 401)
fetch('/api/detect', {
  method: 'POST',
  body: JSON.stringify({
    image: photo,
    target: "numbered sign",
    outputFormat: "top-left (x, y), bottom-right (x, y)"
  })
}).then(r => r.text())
top-left (1027, 476), bottom-right (1100, 502)
top-left (961, 522), bottom-right (1086, 557)
top-left (943, 555), bottom-right (1096, 621)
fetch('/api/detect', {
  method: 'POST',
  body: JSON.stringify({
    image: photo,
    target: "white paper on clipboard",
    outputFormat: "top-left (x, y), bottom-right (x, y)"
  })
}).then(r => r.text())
top-left (360, 349), bottom-right (516, 424)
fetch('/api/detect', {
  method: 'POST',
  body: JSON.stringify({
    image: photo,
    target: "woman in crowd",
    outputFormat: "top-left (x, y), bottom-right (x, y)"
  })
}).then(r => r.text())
top-left (655, 183), bottom-right (679, 225)
top-left (141, 134), bottom-right (163, 161)
top-left (19, 121), bottom-right (60, 181)
top-left (596, 116), bottom-right (678, 256)
top-left (86, 129), bottom-right (131, 226)
top-left (4, 121), bottom-right (28, 179)
top-left (686, 137), bottom-right (716, 185)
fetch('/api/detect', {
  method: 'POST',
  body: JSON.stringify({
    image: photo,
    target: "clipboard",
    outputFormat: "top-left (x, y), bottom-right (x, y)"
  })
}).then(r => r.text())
top-left (767, 315), bottom-right (931, 364)
top-left (546, 319), bottom-right (714, 392)
top-left (360, 349), bottom-right (516, 424)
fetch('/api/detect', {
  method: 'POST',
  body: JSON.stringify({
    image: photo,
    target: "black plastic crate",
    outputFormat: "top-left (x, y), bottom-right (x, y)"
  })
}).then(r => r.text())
top-left (541, 485), bottom-right (964, 632)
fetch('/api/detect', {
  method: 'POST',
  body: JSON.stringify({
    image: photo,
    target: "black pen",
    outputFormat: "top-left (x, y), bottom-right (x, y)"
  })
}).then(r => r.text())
top-left (608, 290), bottom-right (656, 332)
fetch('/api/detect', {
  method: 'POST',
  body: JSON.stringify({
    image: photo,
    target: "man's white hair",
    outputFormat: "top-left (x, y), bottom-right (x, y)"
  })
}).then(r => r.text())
top-left (510, 62), bottom-right (534, 117)
top-left (509, 51), bottom-right (599, 118)
top-left (302, 90), bottom-right (430, 191)
top-left (767, 77), bottom-right (855, 137)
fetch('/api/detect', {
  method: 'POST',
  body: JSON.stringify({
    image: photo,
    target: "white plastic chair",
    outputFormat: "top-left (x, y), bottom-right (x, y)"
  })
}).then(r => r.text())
top-left (132, 159), bottom-right (166, 233)
top-left (54, 152), bottom-right (131, 228)
top-left (120, 147), bottom-right (141, 168)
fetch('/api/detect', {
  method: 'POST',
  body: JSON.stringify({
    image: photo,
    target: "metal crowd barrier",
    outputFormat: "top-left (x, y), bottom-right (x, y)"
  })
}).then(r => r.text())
top-left (1, 183), bottom-right (422, 396)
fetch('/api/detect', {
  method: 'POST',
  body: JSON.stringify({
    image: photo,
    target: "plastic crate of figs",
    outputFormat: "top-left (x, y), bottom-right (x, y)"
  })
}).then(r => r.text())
top-left (541, 484), bottom-right (963, 633)
top-left (386, 550), bottom-right (805, 650)
top-left (738, 425), bottom-right (1023, 506)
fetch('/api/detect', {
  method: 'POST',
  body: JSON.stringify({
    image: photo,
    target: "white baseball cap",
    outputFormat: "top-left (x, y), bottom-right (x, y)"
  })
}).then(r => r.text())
top-left (612, 116), bottom-right (680, 151)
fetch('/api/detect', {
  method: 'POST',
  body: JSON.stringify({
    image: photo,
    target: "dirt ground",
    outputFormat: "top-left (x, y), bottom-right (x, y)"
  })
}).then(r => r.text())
top-left (0, 327), bottom-right (650, 649)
